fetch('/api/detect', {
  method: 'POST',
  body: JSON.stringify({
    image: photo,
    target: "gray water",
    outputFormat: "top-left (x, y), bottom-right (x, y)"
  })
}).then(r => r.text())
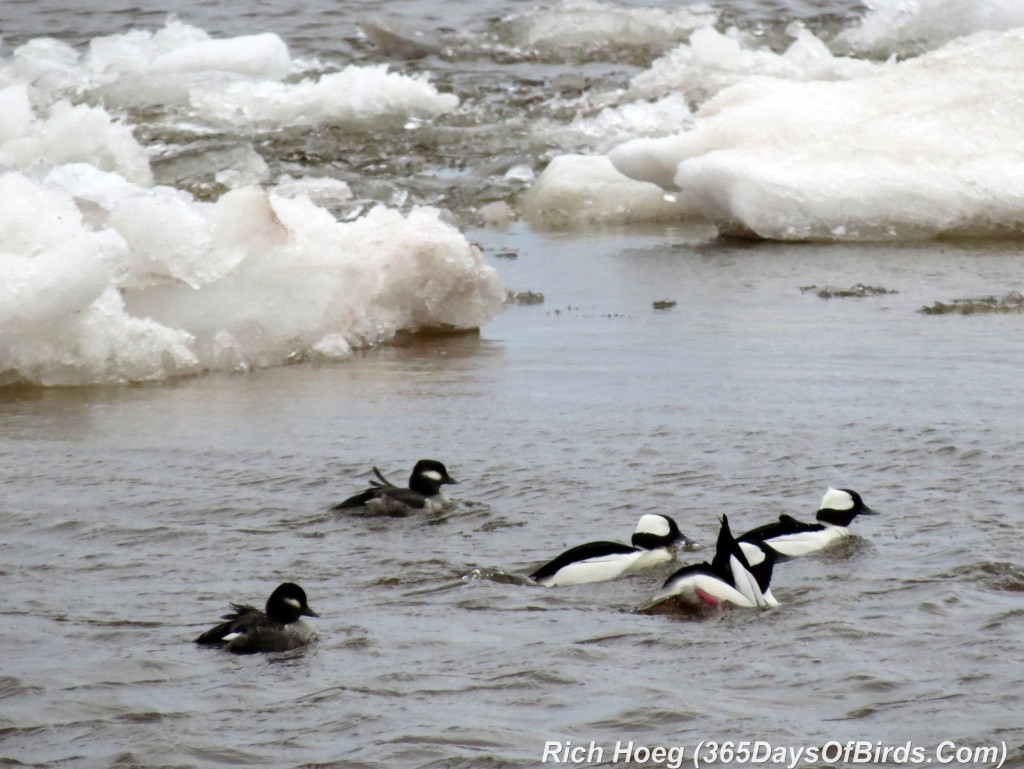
top-left (2, 1), bottom-right (1023, 767)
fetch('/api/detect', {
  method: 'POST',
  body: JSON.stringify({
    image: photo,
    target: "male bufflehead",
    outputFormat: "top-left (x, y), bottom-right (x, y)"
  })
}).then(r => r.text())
top-left (332, 459), bottom-right (458, 516)
top-left (738, 487), bottom-right (879, 558)
top-left (646, 515), bottom-right (779, 610)
top-left (736, 539), bottom-right (785, 607)
top-left (531, 514), bottom-right (691, 587)
top-left (195, 582), bottom-right (319, 654)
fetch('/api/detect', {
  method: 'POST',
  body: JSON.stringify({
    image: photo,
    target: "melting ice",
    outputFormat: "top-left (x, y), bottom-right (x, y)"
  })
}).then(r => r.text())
top-left (498, 0), bottom-right (716, 51)
top-left (0, 22), bottom-right (503, 387)
top-left (3, 20), bottom-right (459, 128)
top-left (527, 0), bottom-right (1024, 239)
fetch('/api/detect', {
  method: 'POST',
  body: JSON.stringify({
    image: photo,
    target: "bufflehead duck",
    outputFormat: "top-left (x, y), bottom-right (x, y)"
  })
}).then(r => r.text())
top-left (645, 515), bottom-right (779, 610)
top-left (332, 459), bottom-right (458, 516)
top-left (195, 582), bottom-right (319, 654)
top-left (531, 514), bottom-right (691, 587)
top-left (736, 539), bottom-right (785, 607)
top-left (737, 487), bottom-right (879, 558)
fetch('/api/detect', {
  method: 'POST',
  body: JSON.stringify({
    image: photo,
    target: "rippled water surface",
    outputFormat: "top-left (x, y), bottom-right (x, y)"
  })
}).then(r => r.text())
top-left (4, 228), bottom-right (1024, 767)
top-left (2, 0), bottom-right (1024, 767)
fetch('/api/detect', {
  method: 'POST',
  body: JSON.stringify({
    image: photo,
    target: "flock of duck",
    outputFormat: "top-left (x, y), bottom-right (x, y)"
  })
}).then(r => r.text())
top-left (195, 459), bottom-right (879, 654)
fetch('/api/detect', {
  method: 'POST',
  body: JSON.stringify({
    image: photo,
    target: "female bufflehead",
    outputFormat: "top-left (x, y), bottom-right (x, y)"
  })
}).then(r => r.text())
top-left (737, 487), bottom-right (879, 558)
top-left (531, 514), bottom-right (691, 587)
top-left (645, 515), bottom-right (779, 610)
top-left (332, 459), bottom-right (458, 516)
top-left (194, 582), bottom-right (319, 654)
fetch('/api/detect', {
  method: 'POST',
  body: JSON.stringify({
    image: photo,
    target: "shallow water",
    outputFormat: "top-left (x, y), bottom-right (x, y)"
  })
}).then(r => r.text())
top-left (2, 0), bottom-right (1024, 766)
top-left (4, 225), bottom-right (1024, 767)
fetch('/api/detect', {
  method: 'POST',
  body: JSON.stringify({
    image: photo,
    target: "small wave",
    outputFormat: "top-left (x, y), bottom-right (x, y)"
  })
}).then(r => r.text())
top-left (586, 705), bottom-right (701, 732)
top-left (0, 675), bottom-right (43, 700)
top-left (416, 757), bottom-right (521, 769)
top-left (945, 561), bottom-right (1024, 592)
top-left (185, 746), bottom-right (276, 766)
top-left (479, 668), bottom-right (579, 689)
top-left (460, 566), bottom-right (532, 587)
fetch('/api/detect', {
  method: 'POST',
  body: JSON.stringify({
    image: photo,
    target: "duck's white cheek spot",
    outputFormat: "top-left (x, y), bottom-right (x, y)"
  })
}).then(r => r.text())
top-left (284, 597), bottom-right (301, 610)
top-left (422, 470), bottom-right (443, 482)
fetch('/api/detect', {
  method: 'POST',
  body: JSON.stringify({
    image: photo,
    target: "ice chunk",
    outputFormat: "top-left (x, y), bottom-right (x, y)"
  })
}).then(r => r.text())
top-left (606, 28), bottom-right (1024, 239)
top-left (0, 171), bottom-right (505, 386)
top-left (522, 154), bottom-right (697, 226)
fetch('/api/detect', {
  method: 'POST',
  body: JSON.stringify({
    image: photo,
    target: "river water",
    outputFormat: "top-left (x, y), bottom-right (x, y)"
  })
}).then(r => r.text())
top-left (1, 0), bottom-right (1023, 767)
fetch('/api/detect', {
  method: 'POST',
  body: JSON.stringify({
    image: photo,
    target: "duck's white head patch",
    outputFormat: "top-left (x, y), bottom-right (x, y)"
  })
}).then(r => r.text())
top-left (820, 487), bottom-right (853, 511)
top-left (635, 514), bottom-right (671, 537)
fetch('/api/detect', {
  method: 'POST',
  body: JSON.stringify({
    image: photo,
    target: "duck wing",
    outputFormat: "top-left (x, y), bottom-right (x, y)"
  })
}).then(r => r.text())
top-left (530, 541), bottom-right (637, 583)
top-left (331, 487), bottom-right (382, 510)
top-left (194, 603), bottom-right (262, 645)
top-left (738, 514), bottom-right (820, 542)
top-left (372, 467), bottom-right (401, 488)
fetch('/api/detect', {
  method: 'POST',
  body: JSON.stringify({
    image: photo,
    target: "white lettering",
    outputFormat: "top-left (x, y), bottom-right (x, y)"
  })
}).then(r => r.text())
top-left (665, 746), bottom-right (685, 769)
top-left (937, 740), bottom-right (956, 763)
top-left (541, 741), bottom-right (563, 763)
top-left (612, 741), bottom-right (634, 762)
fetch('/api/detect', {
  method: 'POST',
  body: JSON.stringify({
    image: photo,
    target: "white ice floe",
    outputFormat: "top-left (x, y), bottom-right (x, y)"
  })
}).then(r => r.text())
top-left (187, 64), bottom-right (458, 128)
top-left (499, 0), bottom-right (717, 50)
top-left (528, 17), bottom-right (1024, 239)
top-left (522, 154), bottom-right (696, 226)
top-left (0, 21), bottom-right (498, 387)
top-left (533, 93), bottom-right (695, 155)
top-left (0, 85), bottom-right (153, 185)
top-left (836, 0), bottom-right (1024, 57)
top-left (0, 19), bottom-right (458, 131)
top-left (629, 24), bottom-right (876, 105)
top-left (606, 28), bottom-right (1024, 239)
top-left (0, 167), bottom-right (505, 386)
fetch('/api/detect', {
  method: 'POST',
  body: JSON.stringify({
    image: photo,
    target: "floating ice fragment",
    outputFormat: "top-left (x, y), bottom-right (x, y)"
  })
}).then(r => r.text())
top-left (837, 0), bottom-right (1024, 57)
top-left (499, 0), bottom-right (717, 50)
top-left (602, 27), bottom-right (1024, 240)
top-left (522, 154), bottom-right (697, 226)
top-left (0, 170), bottom-right (505, 386)
top-left (272, 175), bottom-right (354, 208)
top-left (312, 334), bottom-right (353, 359)
top-left (149, 32), bottom-right (292, 79)
top-left (188, 64), bottom-right (459, 128)
top-left (504, 164), bottom-right (535, 182)
top-left (0, 97), bottom-right (153, 185)
top-left (4, 20), bottom-right (459, 132)
top-left (477, 201), bottom-right (516, 227)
